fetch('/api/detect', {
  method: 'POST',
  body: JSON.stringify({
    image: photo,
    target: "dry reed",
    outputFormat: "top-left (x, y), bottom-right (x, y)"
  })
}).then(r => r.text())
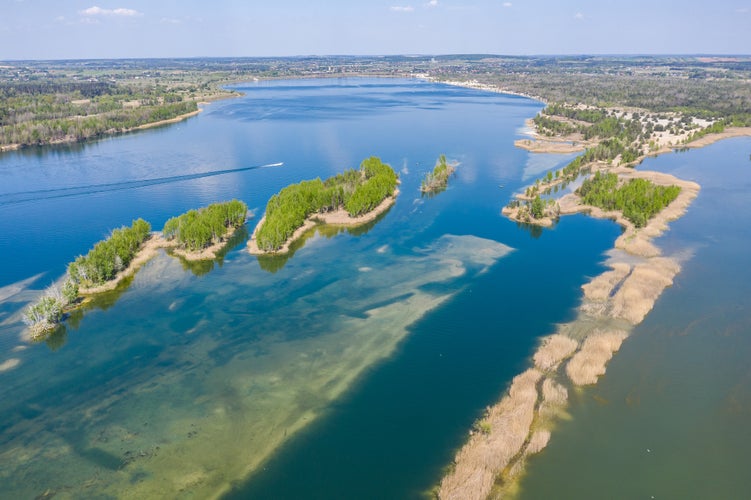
top-left (533, 335), bottom-right (578, 371)
top-left (566, 330), bottom-right (629, 385)
top-left (438, 369), bottom-right (542, 500)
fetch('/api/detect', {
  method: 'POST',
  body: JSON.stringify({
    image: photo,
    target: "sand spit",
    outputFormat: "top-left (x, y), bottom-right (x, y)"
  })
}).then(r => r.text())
top-left (680, 127), bottom-right (751, 149)
top-left (566, 330), bottom-right (629, 386)
top-left (130, 109), bottom-right (201, 132)
top-left (514, 139), bottom-right (585, 154)
top-left (248, 190), bottom-right (398, 255)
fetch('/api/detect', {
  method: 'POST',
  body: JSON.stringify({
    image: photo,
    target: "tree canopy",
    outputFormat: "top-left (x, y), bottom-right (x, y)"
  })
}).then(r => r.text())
top-left (163, 199), bottom-right (247, 251)
top-left (255, 156), bottom-right (398, 251)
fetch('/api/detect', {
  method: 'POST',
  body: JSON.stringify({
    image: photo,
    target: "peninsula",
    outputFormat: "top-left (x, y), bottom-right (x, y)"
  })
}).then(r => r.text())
top-left (248, 156), bottom-right (399, 255)
top-left (438, 92), bottom-right (746, 499)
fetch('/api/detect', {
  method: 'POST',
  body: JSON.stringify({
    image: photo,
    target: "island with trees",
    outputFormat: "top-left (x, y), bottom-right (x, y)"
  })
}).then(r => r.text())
top-left (248, 156), bottom-right (398, 254)
top-left (162, 199), bottom-right (248, 260)
top-left (22, 200), bottom-right (249, 339)
top-left (23, 218), bottom-right (152, 337)
top-left (420, 154), bottom-right (456, 195)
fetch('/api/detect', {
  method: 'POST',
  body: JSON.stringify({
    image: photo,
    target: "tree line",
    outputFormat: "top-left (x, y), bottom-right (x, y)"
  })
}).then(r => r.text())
top-left (255, 156), bottom-right (398, 251)
top-left (0, 79), bottom-right (197, 148)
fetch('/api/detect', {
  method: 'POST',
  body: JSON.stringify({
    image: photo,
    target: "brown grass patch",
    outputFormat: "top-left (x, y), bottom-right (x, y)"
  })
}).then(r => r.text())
top-left (525, 430), bottom-right (551, 455)
top-left (541, 378), bottom-right (568, 407)
top-left (438, 369), bottom-right (542, 500)
top-left (581, 262), bottom-right (631, 301)
top-left (533, 335), bottom-right (578, 371)
top-left (610, 257), bottom-right (680, 324)
top-left (566, 330), bottom-right (629, 385)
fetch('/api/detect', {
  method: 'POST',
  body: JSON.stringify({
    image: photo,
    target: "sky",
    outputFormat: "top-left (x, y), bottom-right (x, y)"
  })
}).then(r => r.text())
top-left (2, 0), bottom-right (750, 60)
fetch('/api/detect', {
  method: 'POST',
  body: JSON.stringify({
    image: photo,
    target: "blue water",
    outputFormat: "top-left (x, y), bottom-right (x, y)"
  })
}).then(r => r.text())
top-left (0, 78), bottom-right (621, 498)
top-left (517, 137), bottom-right (751, 499)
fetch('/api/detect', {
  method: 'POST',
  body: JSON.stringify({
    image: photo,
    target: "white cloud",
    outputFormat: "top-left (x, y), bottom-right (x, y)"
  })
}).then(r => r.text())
top-left (425, 0), bottom-right (438, 7)
top-left (80, 6), bottom-right (143, 17)
top-left (736, 7), bottom-right (749, 13)
top-left (503, 2), bottom-right (512, 7)
top-left (160, 18), bottom-right (182, 25)
top-left (390, 5), bottom-right (415, 12)
top-left (574, 12), bottom-right (584, 20)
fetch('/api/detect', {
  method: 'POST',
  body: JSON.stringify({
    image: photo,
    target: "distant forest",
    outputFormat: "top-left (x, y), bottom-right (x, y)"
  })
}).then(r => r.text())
top-left (1, 55), bottom-right (750, 149)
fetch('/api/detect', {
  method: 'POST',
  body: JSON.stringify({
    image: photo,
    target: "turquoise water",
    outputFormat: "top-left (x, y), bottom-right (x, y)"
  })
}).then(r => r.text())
top-left (517, 137), bottom-right (751, 499)
top-left (0, 78), bottom-right (623, 498)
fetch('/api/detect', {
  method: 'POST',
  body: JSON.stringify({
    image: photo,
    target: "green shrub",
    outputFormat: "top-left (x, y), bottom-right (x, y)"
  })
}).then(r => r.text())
top-left (163, 199), bottom-right (247, 251)
top-left (68, 218), bottom-right (152, 287)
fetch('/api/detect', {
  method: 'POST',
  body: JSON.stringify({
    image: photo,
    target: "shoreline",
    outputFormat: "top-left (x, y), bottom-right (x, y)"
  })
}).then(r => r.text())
top-left (0, 97), bottom-right (233, 154)
top-left (436, 81), bottom-right (738, 499)
top-left (78, 226), bottom-right (242, 295)
top-left (440, 175), bottom-right (697, 498)
top-left (247, 189), bottom-right (398, 255)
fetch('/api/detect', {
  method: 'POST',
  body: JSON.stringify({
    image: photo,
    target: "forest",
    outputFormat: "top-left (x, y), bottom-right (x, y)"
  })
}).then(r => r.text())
top-left (577, 171), bottom-right (681, 228)
top-left (255, 156), bottom-right (398, 251)
top-left (4, 55), bottom-right (750, 152)
top-left (162, 199), bottom-right (248, 251)
top-left (0, 79), bottom-right (198, 148)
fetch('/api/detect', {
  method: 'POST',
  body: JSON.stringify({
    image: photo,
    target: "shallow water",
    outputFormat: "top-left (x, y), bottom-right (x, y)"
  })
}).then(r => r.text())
top-left (516, 137), bottom-right (751, 499)
top-left (0, 78), bottom-right (622, 498)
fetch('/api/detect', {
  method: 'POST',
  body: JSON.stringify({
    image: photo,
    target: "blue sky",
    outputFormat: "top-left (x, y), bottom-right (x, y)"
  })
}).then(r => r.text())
top-left (2, 0), bottom-right (750, 60)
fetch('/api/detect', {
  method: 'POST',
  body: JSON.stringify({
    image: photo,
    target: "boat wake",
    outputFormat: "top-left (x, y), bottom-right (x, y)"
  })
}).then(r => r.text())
top-left (0, 162), bottom-right (283, 206)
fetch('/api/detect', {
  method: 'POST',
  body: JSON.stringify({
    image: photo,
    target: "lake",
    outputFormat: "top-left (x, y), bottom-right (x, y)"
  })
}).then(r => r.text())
top-left (3, 77), bottom-right (739, 498)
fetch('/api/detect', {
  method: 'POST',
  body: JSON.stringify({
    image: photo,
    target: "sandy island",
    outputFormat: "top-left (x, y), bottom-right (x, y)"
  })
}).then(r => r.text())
top-left (78, 226), bottom-right (241, 295)
top-left (436, 82), bottom-right (750, 500)
top-left (247, 189), bottom-right (398, 255)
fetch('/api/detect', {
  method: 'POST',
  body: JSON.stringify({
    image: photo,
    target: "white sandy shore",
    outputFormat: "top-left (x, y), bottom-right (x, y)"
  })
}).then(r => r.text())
top-left (247, 190), bottom-right (398, 255)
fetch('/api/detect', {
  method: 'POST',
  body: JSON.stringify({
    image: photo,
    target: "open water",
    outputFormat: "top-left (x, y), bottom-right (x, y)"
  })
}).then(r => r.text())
top-left (4, 77), bottom-right (721, 498)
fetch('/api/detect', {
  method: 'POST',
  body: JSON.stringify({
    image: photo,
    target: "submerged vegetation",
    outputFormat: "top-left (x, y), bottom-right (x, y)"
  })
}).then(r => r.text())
top-left (255, 156), bottom-right (398, 252)
top-left (577, 171), bottom-right (681, 227)
top-left (420, 154), bottom-right (455, 194)
top-left (163, 199), bottom-right (247, 251)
